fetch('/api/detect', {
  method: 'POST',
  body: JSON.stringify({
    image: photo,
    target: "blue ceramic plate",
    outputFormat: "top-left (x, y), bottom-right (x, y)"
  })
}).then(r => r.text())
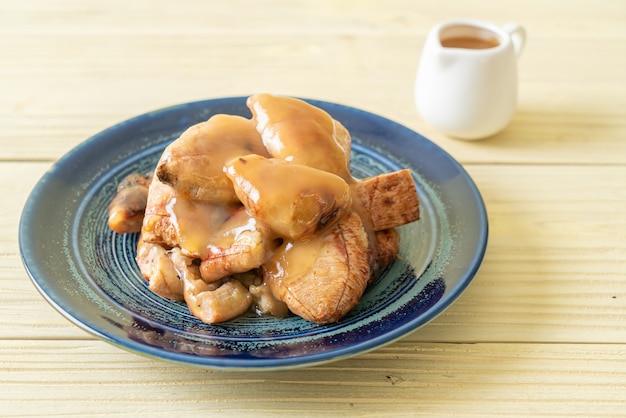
top-left (19, 97), bottom-right (487, 370)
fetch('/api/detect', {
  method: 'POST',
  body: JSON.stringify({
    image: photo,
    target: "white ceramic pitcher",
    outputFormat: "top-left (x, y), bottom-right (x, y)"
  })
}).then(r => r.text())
top-left (415, 19), bottom-right (526, 140)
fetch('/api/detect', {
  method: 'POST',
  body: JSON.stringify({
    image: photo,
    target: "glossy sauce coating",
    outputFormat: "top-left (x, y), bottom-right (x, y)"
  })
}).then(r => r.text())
top-left (247, 94), bottom-right (353, 182)
top-left (166, 197), bottom-right (240, 258)
top-left (156, 114), bottom-right (269, 202)
top-left (224, 154), bottom-right (352, 240)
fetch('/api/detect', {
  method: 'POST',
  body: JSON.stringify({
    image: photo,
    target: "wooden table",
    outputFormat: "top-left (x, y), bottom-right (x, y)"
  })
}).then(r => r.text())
top-left (2, 1), bottom-right (625, 416)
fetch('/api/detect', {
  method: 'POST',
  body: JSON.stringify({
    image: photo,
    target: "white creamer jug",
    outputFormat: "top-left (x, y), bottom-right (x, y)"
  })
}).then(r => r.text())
top-left (415, 19), bottom-right (526, 140)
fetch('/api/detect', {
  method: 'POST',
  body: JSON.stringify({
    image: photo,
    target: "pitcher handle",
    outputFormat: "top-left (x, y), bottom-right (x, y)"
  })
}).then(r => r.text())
top-left (502, 22), bottom-right (526, 57)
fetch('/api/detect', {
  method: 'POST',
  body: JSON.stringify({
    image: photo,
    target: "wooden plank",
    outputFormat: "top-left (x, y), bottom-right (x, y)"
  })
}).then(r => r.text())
top-left (0, 1), bottom-right (624, 163)
top-left (1, 1), bottom-right (625, 417)
top-left (0, 340), bottom-right (624, 416)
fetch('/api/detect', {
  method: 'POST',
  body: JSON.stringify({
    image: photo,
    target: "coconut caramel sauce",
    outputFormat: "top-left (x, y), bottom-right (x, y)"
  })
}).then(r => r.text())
top-left (165, 197), bottom-right (242, 259)
top-left (223, 154), bottom-right (353, 240)
top-left (155, 114), bottom-right (270, 203)
top-left (246, 93), bottom-right (353, 182)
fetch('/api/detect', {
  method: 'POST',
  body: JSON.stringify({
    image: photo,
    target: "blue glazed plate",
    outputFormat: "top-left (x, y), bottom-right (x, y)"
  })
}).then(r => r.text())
top-left (19, 97), bottom-right (487, 370)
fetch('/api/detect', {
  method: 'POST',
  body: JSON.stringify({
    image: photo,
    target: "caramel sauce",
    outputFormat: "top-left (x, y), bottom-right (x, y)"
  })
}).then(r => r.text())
top-left (166, 197), bottom-right (240, 258)
top-left (178, 114), bottom-right (267, 168)
top-left (263, 238), bottom-right (324, 290)
top-left (206, 208), bottom-right (261, 249)
top-left (224, 154), bottom-right (352, 240)
top-left (441, 36), bottom-right (499, 49)
top-left (247, 94), bottom-right (353, 182)
top-left (156, 114), bottom-right (268, 202)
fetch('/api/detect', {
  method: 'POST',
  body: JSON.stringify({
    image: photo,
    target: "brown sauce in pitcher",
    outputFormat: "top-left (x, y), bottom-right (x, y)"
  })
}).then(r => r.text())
top-left (441, 36), bottom-right (499, 49)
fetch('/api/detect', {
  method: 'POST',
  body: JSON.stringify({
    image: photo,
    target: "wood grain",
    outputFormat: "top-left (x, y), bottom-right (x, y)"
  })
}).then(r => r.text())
top-left (1, 1), bottom-right (625, 164)
top-left (2, 0), bottom-right (625, 416)
top-left (1, 340), bottom-right (624, 417)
